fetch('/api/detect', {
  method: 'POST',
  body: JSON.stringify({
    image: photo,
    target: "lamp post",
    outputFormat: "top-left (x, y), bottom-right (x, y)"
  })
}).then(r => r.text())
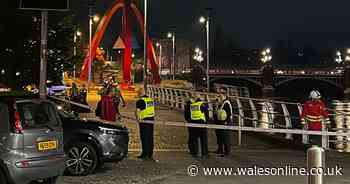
top-left (335, 50), bottom-right (343, 64)
top-left (193, 47), bottom-right (204, 63)
top-left (143, 0), bottom-right (148, 93)
top-left (73, 30), bottom-right (82, 79)
top-left (156, 42), bottom-right (162, 77)
top-left (167, 31), bottom-right (175, 80)
top-left (88, 1), bottom-right (99, 86)
top-left (261, 48), bottom-right (272, 64)
top-left (199, 14), bottom-right (210, 92)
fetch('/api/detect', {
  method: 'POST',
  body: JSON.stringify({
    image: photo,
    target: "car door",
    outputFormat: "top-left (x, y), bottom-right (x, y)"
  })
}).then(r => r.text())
top-left (16, 100), bottom-right (64, 158)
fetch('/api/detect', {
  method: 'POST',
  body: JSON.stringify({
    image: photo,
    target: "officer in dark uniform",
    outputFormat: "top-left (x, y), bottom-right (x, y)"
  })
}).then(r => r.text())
top-left (136, 89), bottom-right (155, 160)
top-left (79, 84), bottom-right (88, 105)
top-left (215, 94), bottom-right (233, 157)
top-left (184, 93), bottom-right (209, 157)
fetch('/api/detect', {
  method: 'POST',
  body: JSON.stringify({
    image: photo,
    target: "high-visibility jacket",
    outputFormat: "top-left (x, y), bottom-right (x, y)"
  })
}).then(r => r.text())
top-left (139, 97), bottom-right (155, 120)
top-left (301, 100), bottom-right (329, 131)
top-left (190, 101), bottom-right (206, 122)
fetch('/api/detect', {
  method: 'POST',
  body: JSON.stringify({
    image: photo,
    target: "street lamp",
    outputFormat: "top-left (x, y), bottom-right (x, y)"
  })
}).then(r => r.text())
top-left (156, 42), bottom-right (162, 76)
top-left (335, 50), bottom-right (343, 64)
top-left (167, 31), bottom-right (175, 80)
top-left (199, 14), bottom-right (210, 92)
top-left (193, 47), bottom-right (204, 63)
top-left (143, 0), bottom-right (148, 93)
top-left (261, 48), bottom-right (272, 63)
top-left (88, 0), bottom-right (99, 86)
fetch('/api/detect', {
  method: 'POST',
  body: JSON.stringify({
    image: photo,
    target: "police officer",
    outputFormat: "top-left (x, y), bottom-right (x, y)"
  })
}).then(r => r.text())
top-left (184, 93), bottom-right (209, 157)
top-left (79, 84), bottom-right (88, 105)
top-left (135, 89), bottom-right (155, 160)
top-left (215, 94), bottom-right (233, 157)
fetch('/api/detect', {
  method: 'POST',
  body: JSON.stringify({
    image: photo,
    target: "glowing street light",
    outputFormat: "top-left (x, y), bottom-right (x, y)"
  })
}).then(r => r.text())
top-left (261, 48), bottom-right (272, 63)
top-left (93, 15), bottom-right (100, 23)
top-left (335, 50), bottom-right (343, 64)
top-left (167, 32), bottom-right (173, 39)
top-left (193, 48), bottom-right (204, 63)
top-left (76, 31), bottom-right (82, 37)
top-left (199, 16), bottom-right (206, 24)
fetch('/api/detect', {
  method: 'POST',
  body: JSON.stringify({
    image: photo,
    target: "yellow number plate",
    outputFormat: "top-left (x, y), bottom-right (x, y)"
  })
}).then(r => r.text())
top-left (38, 140), bottom-right (57, 151)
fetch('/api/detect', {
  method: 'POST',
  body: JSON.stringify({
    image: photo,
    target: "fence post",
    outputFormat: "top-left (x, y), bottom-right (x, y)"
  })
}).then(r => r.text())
top-left (344, 103), bottom-right (350, 153)
top-left (249, 99), bottom-right (258, 128)
top-left (160, 88), bottom-right (165, 105)
top-left (298, 103), bottom-right (309, 144)
top-left (307, 145), bottom-right (325, 184)
top-left (236, 99), bottom-right (244, 146)
top-left (321, 119), bottom-right (329, 149)
top-left (333, 100), bottom-right (344, 151)
top-left (281, 103), bottom-right (293, 140)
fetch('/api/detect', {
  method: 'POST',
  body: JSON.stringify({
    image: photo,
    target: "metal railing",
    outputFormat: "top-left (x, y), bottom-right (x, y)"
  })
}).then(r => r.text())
top-left (147, 85), bottom-right (350, 151)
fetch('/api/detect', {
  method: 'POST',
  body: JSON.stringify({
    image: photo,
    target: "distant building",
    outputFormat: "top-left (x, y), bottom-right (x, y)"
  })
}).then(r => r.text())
top-left (154, 38), bottom-right (193, 75)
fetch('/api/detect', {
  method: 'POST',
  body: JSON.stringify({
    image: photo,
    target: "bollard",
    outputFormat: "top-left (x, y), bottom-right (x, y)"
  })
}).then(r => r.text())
top-left (307, 145), bottom-right (325, 184)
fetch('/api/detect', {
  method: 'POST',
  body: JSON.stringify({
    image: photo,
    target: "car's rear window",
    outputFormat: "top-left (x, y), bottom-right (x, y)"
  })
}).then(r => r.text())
top-left (17, 102), bottom-right (60, 129)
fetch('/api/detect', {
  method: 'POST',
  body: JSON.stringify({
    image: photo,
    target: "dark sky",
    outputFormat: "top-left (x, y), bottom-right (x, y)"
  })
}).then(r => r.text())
top-left (72, 0), bottom-right (350, 48)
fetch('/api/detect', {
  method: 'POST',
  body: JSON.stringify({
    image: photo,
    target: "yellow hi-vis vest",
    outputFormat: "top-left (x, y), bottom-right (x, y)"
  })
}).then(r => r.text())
top-left (139, 97), bottom-right (155, 120)
top-left (190, 101), bottom-right (206, 121)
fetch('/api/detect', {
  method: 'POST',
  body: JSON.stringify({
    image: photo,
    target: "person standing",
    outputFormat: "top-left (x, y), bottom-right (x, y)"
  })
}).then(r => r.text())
top-left (70, 83), bottom-right (80, 102)
top-left (300, 90), bottom-right (330, 145)
top-left (112, 82), bottom-right (126, 120)
top-left (101, 87), bottom-right (117, 122)
top-left (184, 93), bottom-right (209, 158)
top-left (135, 89), bottom-right (155, 160)
top-left (79, 84), bottom-right (88, 105)
top-left (215, 94), bottom-right (233, 157)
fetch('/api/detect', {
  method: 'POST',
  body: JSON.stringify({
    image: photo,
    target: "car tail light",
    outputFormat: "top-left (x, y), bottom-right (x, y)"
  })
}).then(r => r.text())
top-left (14, 111), bottom-right (23, 134)
top-left (15, 160), bottom-right (30, 168)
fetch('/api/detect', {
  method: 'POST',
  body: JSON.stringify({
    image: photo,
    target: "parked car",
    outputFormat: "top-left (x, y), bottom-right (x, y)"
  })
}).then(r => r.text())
top-left (0, 94), bottom-right (65, 184)
top-left (59, 110), bottom-right (129, 176)
top-left (47, 80), bottom-right (67, 97)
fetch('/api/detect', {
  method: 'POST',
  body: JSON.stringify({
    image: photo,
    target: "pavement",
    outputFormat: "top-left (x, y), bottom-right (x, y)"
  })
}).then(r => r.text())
top-left (57, 93), bottom-right (350, 184)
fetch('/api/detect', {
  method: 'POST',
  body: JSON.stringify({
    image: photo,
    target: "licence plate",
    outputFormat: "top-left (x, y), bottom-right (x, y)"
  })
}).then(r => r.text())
top-left (38, 140), bottom-right (57, 151)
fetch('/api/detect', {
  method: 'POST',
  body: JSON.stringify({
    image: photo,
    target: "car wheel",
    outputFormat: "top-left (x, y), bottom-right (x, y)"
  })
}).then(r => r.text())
top-left (65, 141), bottom-right (98, 176)
top-left (0, 171), bottom-right (7, 184)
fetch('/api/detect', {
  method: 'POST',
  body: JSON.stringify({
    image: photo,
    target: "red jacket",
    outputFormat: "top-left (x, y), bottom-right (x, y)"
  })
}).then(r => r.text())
top-left (301, 100), bottom-right (329, 131)
top-left (101, 96), bottom-right (117, 122)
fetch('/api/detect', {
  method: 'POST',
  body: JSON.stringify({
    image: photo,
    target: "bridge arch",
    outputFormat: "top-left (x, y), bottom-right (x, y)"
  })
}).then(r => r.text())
top-left (79, 0), bottom-right (160, 83)
top-left (275, 77), bottom-right (344, 101)
top-left (210, 77), bottom-right (263, 96)
top-left (275, 77), bottom-right (342, 89)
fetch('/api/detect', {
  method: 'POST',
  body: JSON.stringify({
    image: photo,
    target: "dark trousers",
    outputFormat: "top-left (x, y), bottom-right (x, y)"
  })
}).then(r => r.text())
top-left (215, 129), bottom-right (232, 155)
top-left (188, 127), bottom-right (209, 156)
top-left (139, 122), bottom-right (154, 158)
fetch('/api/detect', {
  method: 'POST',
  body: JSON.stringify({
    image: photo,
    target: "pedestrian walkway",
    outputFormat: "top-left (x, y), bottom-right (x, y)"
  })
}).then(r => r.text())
top-left (56, 92), bottom-right (350, 184)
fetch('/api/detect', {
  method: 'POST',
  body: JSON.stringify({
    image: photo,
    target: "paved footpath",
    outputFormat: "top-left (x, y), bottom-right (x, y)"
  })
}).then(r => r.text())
top-left (57, 96), bottom-right (350, 184)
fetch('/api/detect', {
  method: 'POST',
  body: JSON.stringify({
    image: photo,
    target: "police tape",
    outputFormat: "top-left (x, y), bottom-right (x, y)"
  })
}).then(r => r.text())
top-left (120, 115), bottom-right (350, 137)
top-left (49, 96), bottom-right (92, 110)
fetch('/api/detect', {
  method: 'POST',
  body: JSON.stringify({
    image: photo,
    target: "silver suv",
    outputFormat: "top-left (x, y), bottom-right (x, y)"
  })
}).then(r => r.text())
top-left (0, 97), bottom-right (65, 184)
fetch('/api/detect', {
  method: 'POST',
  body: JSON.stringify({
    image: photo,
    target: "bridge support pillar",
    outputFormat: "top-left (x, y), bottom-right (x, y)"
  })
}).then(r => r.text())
top-left (261, 64), bottom-right (275, 98)
top-left (262, 85), bottom-right (275, 98)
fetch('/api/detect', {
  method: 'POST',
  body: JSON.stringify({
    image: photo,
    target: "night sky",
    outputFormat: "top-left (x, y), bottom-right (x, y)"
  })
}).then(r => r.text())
top-left (71, 0), bottom-right (350, 49)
